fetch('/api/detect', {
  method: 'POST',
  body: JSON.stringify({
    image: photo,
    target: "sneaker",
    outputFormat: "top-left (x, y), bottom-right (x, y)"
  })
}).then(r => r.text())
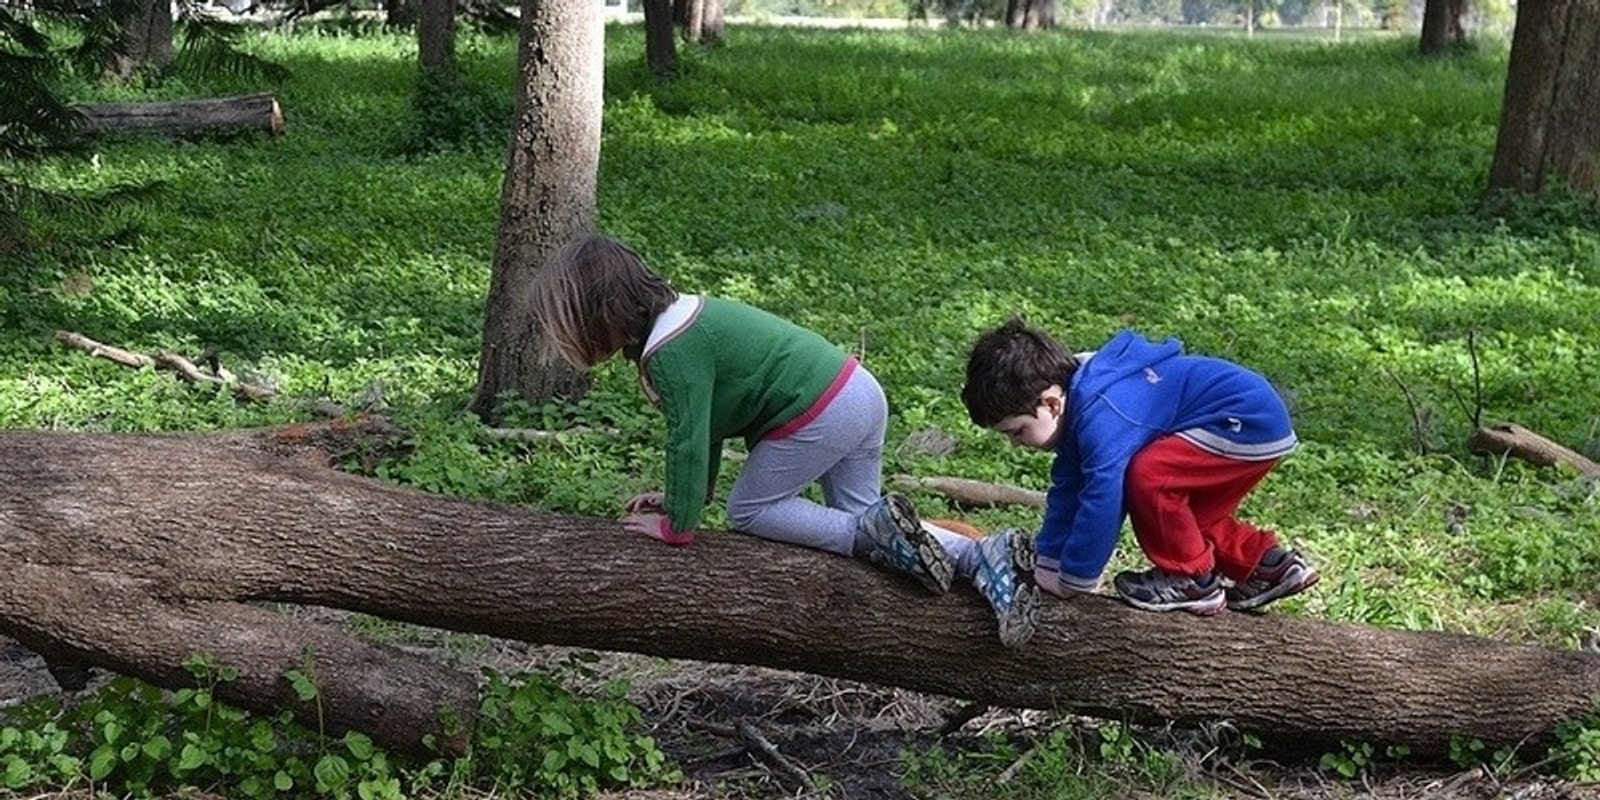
top-left (973, 529), bottom-right (1041, 648)
top-left (1226, 548), bottom-right (1319, 612)
top-left (1112, 568), bottom-right (1226, 615)
top-left (856, 493), bottom-right (954, 594)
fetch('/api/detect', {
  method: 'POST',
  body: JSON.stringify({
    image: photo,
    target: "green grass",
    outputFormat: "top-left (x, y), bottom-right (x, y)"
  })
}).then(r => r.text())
top-left (4, 21), bottom-right (1600, 791)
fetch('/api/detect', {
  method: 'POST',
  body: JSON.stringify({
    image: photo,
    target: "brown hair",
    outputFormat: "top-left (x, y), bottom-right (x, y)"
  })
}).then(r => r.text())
top-left (528, 233), bottom-right (679, 368)
top-left (961, 317), bottom-right (1078, 428)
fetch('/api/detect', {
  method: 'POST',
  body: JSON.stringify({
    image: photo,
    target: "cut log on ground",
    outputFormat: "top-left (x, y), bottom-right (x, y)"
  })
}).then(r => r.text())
top-left (891, 474), bottom-right (1045, 509)
top-left (73, 94), bottom-right (284, 139)
top-left (1467, 422), bottom-right (1600, 477)
top-left (4, 425), bottom-right (1600, 763)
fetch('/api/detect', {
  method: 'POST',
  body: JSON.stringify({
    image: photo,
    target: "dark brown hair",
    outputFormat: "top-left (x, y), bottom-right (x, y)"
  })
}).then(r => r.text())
top-left (961, 317), bottom-right (1078, 428)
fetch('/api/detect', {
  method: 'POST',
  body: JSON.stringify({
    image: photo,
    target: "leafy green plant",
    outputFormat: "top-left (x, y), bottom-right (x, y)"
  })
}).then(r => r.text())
top-left (470, 661), bottom-right (676, 797)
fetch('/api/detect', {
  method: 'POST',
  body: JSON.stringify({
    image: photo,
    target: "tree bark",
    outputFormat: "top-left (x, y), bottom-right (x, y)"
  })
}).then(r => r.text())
top-left (1418, 0), bottom-right (1466, 56)
top-left (73, 94), bottom-right (285, 140)
top-left (699, 0), bottom-right (724, 46)
top-left (1487, 0), bottom-right (1600, 200)
top-left (110, 0), bottom-right (174, 79)
top-left (5, 427), bottom-right (1600, 762)
top-left (419, 0), bottom-right (457, 78)
top-left (681, 0), bottom-right (705, 44)
top-left (643, 0), bottom-right (679, 78)
top-left (466, 0), bottom-right (601, 421)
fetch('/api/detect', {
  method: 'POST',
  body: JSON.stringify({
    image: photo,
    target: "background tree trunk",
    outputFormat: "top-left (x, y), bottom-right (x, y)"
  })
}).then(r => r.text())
top-left (466, 0), bottom-right (602, 421)
top-left (4, 427), bottom-right (1600, 762)
top-left (1418, 0), bottom-right (1466, 56)
top-left (699, 0), bottom-right (724, 46)
top-left (643, 0), bottom-right (679, 77)
top-left (387, 0), bottom-right (420, 28)
top-left (110, 0), bottom-right (174, 79)
top-left (1487, 0), bottom-right (1600, 200)
top-left (418, 0), bottom-right (457, 77)
top-left (681, 0), bottom-right (705, 45)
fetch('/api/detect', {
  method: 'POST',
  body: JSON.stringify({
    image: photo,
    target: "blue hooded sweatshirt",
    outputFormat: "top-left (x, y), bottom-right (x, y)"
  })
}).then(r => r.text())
top-left (1039, 330), bottom-right (1297, 589)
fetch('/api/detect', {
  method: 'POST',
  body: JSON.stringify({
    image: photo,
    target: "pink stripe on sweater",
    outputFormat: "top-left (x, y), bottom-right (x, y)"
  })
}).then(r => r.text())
top-left (763, 357), bottom-right (859, 441)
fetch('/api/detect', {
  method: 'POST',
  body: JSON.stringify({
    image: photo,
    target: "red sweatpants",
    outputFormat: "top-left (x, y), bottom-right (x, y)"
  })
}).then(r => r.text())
top-left (1124, 435), bottom-right (1281, 582)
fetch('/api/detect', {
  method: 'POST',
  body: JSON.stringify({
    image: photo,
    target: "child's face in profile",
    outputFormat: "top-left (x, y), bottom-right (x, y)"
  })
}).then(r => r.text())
top-left (989, 384), bottom-right (1064, 451)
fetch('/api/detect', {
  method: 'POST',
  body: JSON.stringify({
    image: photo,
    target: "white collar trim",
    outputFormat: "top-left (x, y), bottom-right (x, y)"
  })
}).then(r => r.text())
top-left (642, 295), bottom-right (703, 358)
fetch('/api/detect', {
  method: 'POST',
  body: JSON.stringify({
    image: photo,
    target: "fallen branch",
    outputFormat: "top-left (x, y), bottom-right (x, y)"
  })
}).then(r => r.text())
top-left (55, 329), bottom-right (276, 402)
top-left (892, 474), bottom-right (1045, 509)
top-left (1466, 423), bottom-right (1600, 477)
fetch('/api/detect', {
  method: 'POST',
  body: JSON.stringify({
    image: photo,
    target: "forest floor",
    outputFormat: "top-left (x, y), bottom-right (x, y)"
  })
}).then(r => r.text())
top-left (3, 631), bottom-right (1597, 800)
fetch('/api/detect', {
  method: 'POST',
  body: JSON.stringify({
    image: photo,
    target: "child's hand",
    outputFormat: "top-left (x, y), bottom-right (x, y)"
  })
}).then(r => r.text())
top-left (625, 491), bottom-right (666, 513)
top-left (622, 512), bottom-right (696, 546)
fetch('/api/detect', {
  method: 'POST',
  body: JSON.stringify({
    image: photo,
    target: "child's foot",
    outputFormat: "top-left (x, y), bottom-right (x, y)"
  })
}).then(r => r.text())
top-left (1226, 547), bottom-right (1319, 612)
top-left (1112, 568), bottom-right (1226, 615)
top-left (855, 493), bottom-right (954, 594)
top-left (973, 529), bottom-right (1041, 648)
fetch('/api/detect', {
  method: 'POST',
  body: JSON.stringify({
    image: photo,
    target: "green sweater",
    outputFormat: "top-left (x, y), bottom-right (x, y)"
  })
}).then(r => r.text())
top-left (638, 295), bottom-right (852, 533)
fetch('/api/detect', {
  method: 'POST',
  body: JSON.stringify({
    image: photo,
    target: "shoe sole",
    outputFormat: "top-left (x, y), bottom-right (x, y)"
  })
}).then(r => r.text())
top-left (994, 530), bottom-right (1040, 648)
top-left (886, 494), bottom-right (954, 594)
top-left (999, 584), bottom-right (1041, 648)
top-left (1227, 566), bottom-right (1320, 612)
top-left (1120, 591), bottom-right (1227, 616)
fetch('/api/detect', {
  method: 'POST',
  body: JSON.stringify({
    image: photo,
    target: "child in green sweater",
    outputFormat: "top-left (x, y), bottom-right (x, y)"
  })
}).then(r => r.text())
top-left (527, 232), bottom-right (1040, 648)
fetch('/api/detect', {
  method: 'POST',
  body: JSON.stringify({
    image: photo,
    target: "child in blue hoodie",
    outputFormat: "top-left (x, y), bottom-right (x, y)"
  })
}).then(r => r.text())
top-left (961, 318), bottom-right (1318, 615)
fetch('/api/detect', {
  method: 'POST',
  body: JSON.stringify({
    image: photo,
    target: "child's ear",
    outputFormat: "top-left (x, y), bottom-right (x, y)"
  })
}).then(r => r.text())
top-left (1040, 384), bottom-right (1066, 418)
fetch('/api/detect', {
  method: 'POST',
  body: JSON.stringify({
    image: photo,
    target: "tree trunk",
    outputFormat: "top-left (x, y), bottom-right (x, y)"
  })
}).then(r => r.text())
top-left (643, 0), bottom-right (679, 78)
top-left (1487, 0), bottom-right (1600, 200)
top-left (1419, 0), bottom-right (1466, 56)
top-left (387, 0), bottom-right (421, 28)
top-left (681, 0), bottom-right (705, 45)
top-left (4, 427), bottom-right (1600, 762)
top-left (419, 0), bottom-right (457, 77)
top-left (466, 0), bottom-right (601, 422)
top-left (110, 0), bottom-right (174, 79)
top-left (73, 94), bottom-right (285, 139)
top-left (699, 0), bottom-right (724, 46)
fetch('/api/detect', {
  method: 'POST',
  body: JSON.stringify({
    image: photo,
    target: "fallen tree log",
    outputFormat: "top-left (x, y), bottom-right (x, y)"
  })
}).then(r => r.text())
top-left (73, 94), bottom-right (285, 139)
top-left (1467, 422), bottom-right (1600, 477)
top-left (4, 425), bottom-right (1599, 763)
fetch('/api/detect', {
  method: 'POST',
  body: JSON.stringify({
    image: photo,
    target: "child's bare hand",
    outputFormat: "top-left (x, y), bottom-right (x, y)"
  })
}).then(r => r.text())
top-left (625, 491), bottom-right (666, 513)
top-left (622, 512), bottom-right (695, 546)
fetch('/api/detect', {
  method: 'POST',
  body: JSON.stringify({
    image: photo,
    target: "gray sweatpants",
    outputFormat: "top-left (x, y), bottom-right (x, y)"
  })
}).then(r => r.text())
top-left (724, 365), bottom-right (978, 576)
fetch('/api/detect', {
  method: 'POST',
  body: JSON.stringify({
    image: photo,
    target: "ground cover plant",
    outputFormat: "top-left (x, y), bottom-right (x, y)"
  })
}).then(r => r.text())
top-left (3, 18), bottom-right (1600, 799)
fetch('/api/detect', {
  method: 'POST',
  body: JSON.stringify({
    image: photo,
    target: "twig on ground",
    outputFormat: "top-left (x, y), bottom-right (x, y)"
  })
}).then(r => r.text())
top-left (996, 741), bottom-right (1037, 784)
top-left (688, 718), bottom-right (818, 794)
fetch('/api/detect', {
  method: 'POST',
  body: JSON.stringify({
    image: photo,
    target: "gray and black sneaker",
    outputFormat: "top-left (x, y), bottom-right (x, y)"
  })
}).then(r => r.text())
top-left (855, 493), bottom-right (954, 594)
top-left (1226, 547), bottom-right (1319, 612)
top-left (973, 529), bottom-right (1041, 648)
top-left (1113, 567), bottom-right (1226, 615)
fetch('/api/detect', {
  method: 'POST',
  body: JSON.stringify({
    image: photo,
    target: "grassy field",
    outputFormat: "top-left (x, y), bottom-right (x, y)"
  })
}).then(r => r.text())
top-left (4, 19), bottom-right (1600, 797)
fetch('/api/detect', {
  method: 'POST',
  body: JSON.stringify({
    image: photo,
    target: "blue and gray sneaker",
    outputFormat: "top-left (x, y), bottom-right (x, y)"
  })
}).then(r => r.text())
top-left (1112, 567), bottom-right (1226, 615)
top-left (973, 529), bottom-right (1041, 648)
top-left (855, 493), bottom-right (954, 594)
top-left (1226, 547), bottom-right (1319, 612)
